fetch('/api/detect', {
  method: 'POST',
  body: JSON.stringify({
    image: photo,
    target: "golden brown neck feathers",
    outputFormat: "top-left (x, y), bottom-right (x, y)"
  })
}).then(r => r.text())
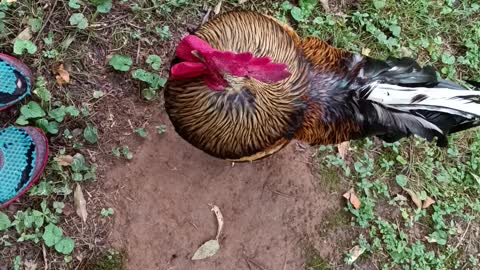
top-left (164, 11), bottom-right (310, 161)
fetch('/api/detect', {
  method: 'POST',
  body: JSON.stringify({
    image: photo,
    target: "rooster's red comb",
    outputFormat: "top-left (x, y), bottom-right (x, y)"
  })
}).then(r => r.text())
top-left (171, 35), bottom-right (291, 88)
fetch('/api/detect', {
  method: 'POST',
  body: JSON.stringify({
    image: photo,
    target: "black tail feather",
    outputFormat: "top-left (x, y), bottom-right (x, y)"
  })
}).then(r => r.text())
top-left (352, 99), bottom-right (448, 146)
top-left (466, 80), bottom-right (480, 90)
top-left (348, 56), bottom-right (480, 146)
top-left (361, 57), bottom-right (439, 87)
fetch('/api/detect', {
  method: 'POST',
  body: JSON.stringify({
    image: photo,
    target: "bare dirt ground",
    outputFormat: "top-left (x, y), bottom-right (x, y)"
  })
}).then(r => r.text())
top-left (105, 110), bottom-right (351, 269)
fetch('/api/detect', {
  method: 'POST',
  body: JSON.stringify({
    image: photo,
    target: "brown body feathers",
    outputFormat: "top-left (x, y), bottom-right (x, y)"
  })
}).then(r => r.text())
top-left (165, 11), bottom-right (480, 161)
top-left (164, 11), bottom-right (310, 161)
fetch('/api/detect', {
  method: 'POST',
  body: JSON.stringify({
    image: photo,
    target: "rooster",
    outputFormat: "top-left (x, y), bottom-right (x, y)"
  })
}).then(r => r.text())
top-left (164, 11), bottom-right (480, 162)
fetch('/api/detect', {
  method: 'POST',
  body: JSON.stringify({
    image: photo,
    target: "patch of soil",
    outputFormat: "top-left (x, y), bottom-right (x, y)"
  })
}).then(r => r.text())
top-left (104, 112), bottom-right (353, 269)
top-left (329, 0), bottom-right (364, 13)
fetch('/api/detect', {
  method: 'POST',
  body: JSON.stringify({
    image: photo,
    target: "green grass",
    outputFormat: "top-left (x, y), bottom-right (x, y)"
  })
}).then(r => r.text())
top-left (316, 133), bottom-right (480, 268)
top-left (83, 250), bottom-right (125, 270)
top-left (305, 253), bottom-right (332, 270)
top-left (283, 0), bottom-right (480, 269)
top-left (276, 0), bottom-right (480, 82)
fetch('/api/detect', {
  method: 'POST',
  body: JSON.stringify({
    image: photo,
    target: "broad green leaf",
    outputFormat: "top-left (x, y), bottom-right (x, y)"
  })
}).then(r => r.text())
top-left (192, 239), bottom-right (220, 260)
top-left (29, 18), bottom-right (43, 33)
top-left (0, 212), bottom-right (11, 231)
top-left (24, 214), bottom-right (36, 229)
top-left (389, 24), bottom-right (401, 37)
top-left (53, 202), bottom-right (65, 214)
top-left (83, 168), bottom-right (96, 181)
top-left (396, 155), bottom-right (408, 165)
top-left (109, 55), bottom-right (132, 72)
top-left (13, 256), bottom-right (21, 270)
top-left (35, 119), bottom-right (58, 135)
top-left (441, 53), bottom-right (456, 65)
top-left (290, 7), bottom-right (303, 22)
top-left (35, 87), bottom-right (52, 102)
top-left (427, 230), bottom-right (448, 246)
top-left (395, 174), bottom-right (408, 188)
top-left (72, 172), bottom-right (83, 181)
top-left (132, 69), bottom-right (167, 89)
top-left (146, 55), bottom-right (162, 70)
top-left (13, 40), bottom-right (38, 55)
top-left (142, 88), bottom-right (157, 101)
top-left (96, 0), bottom-right (112, 13)
top-left (299, 0), bottom-right (317, 9)
top-left (123, 146), bottom-right (133, 160)
top-left (71, 154), bottom-right (88, 172)
top-left (112, 147), bottom-right (121, 157)
top-left (68, 0), bottom-right (81, 9)
top-left (155, 25), bottom-right (172, 40)
top-left (43, 32), bottom-right (55, 45)
top-left (281, 1), bottom-right (293, 11)
top-left (299, 0), bottom-right (317, 14)
top-left (65, 106), bottom-right (80, 117)
top-left (47, 121), bottom-right (59, 134)
top-left (34, 118), bottom-right (48, 133)
top-left (15, 115), bottom-right (29, 125)
top-left (69, 13), bottom-right (88, 30)
top-left (100, 208), bottom-right (114, 217)
top-left (135, 128), bottom-right (148, 138)
top-left (153, 77), bottom-right (167, 89)
top-left (49, 107), bottom-right (67, 122)
top-left (132, 69), bottom-right (154, 83)
top-left (43, 48), bottom-right (58, 58)
top-left (83, 125), bottom-right (98, 144)
top-left (29, 181), bottom-right (53, 196)
top-left (373, 0), bottom-right (386, 9)
top-left (32, 210), bottom-right (44, 228)
top-left (42, 223), bottom-right (63, 247)
top-left (55, 237), bottom-right (75, 255)
top-left (20, 101), bottom-right (46, 119)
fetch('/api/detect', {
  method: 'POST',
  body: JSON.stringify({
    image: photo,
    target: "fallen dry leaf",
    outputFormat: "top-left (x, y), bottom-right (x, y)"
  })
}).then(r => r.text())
top-left (320, 0), bottom-right (330, 12)
top-left (361, 47), bottom-right (371, 56)
top-left (15, 28), bottom-right (32, 42)
top-left (24, 260), bottom-right (37, 270)
top-left (422, 196), bottom-right (435, 209)
top-left (403, 188), bottom-right (422, 209)
top-left (343, 188), bottom-right (361, 209)
top-left (238, 0), bottom-right (247, 3)
top-left (337, 141), bottom-right (350, 160)
top-left (400, 46), bottom-right (413, 58)
top-left (394, 194), bottom-right (408, 201)
top-left (210, 204), bottom-right (224, 240)
top-left (192, 239), bottom-right (220, 260)
top-left (192, 204), bottom-right (224, 261)
top-left (55, 64), bottom-right (70, 86)
top-left (74, 184), bottom-right (87, 223)
top-left (470, 173), bottom-right (480, 186)
top-left (346, 245), bottom-right (365, 265)
top-left (214, 1), bottom-right (222, 15)
top-left (54, 155), bottom-right (74, 166)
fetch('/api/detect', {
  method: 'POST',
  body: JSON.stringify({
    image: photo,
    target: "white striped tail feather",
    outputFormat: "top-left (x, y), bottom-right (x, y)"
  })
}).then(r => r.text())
top-left (360, 82), bottom-right (480, 145)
